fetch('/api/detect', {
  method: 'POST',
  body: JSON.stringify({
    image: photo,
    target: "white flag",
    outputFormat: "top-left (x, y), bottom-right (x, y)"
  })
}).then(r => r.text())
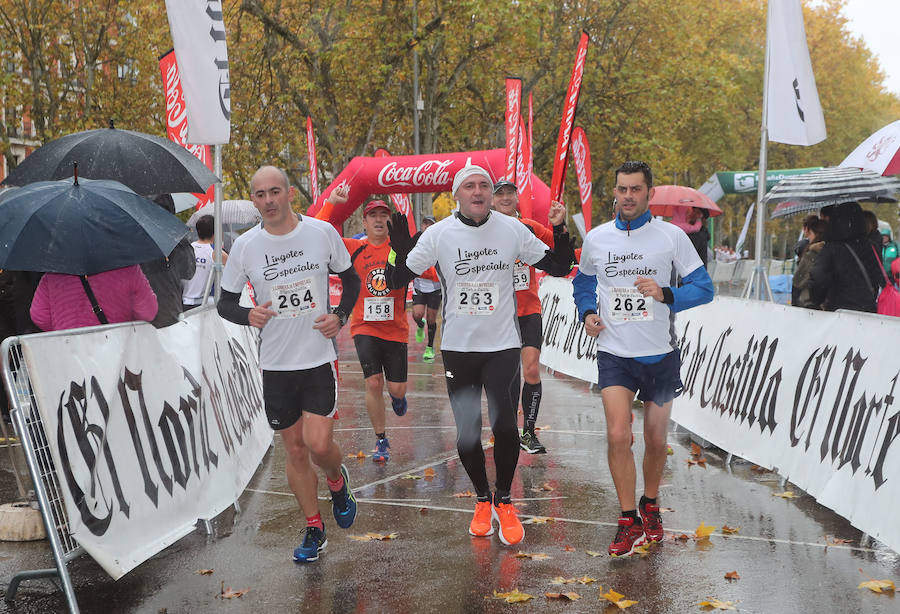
top-left (766, 0), bottom-right (826, 146)
top-left (164, 0), bottom-right (231, 145)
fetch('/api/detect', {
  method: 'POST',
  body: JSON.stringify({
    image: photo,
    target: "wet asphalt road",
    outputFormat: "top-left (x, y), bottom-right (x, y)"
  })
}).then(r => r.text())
top-left (0, 323), bottom-right (898, 613)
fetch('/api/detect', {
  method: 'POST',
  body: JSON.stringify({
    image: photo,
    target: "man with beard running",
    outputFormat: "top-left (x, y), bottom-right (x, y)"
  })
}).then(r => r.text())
top-left (491, 179), bottom-right (566, 454)
top-left (328, 187), bottom-right (410, 463)
top-left (573, 160), bottom-right (713, 556)
top-left (218, 166), bottom-right (361, 563)
top-left (386, 164), bottom-right (576, 545)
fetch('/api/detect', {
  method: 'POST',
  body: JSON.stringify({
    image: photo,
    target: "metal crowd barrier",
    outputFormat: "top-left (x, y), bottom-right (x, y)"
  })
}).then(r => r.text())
top-left (0, 323), bottom-right (135, 614)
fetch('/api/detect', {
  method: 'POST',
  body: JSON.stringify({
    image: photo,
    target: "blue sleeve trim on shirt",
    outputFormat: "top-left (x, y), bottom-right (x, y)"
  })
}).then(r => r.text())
top-left (670, 266), bottom-right (714, 313)
top-left (572, 269), bottom-right (598, 320)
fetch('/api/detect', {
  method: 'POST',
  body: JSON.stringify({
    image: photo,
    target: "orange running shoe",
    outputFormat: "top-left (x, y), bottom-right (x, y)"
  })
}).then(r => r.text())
top-left (492, 499), bottom-right (525, 545)
top-left (469, 500), bottom-right (494, 537)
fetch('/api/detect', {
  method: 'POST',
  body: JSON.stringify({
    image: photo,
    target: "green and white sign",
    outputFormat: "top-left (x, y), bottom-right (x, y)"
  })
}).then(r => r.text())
top-left (699, 167), bottom-right (821, 201)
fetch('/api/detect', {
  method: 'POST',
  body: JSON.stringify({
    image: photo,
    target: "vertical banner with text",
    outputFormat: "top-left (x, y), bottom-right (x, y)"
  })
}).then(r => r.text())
top-left (516, 116), bottom-right (534, 219)
top-left (504, 78), bottom-right (522, 182)
top-left (306, 116), bottom-right (320, 203)
top-left (570, 126), bottom-right (592, 232)
top-left (164, 0), bottom-right (231, 145)
top-left (549, 31), bottom-right (589, 203)
top-left (159, 50), bottom-right (214, 209)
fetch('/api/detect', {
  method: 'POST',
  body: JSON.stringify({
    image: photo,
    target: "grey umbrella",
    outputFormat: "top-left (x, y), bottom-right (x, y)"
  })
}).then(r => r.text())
top-left (187, 200), bottom-right (261, 228)
top-left (0, 122), bottom-right (220, 195)
top-left (766, 167), bottom-right (900, 218)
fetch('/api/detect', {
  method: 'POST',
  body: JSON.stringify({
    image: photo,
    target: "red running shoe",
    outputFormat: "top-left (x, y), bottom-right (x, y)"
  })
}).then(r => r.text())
top-left (608, 516), bottom-right (646, 557)
top-left (639, 501), bottom-right (664, 543)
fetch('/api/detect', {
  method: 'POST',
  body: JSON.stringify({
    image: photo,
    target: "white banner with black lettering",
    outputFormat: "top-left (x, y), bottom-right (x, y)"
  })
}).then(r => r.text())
top-left (673, 297), bottom-right (899, 553)
top-left (538, 276), bottom-right (900, 554)
top-left (21, 309), bottom-right (270, 579)
top-left (164, 0), bottom-right (231, 144)
top-left (538, 276), bottom-right (599, 384)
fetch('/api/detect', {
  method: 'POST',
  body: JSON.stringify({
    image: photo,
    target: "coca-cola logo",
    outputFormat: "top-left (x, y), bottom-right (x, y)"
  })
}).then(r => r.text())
top-left (867, 135), bottom-right (897, 162)
top-left (377, 160), bottom-right (453, 188)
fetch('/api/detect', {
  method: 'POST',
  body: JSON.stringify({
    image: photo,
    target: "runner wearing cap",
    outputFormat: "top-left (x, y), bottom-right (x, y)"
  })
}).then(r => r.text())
top-left (218, 166), bottom-right (361, 563)
top-left (328, 187), bottom-right (410, 463)
top-left (411, 216), bottom-right (442, 362)
top-left (491, 179), bottom-right (566, 454)
top-left (573, 160), bottom-right (713, 556)
top-left (385, 163), bottom-right (576, 546)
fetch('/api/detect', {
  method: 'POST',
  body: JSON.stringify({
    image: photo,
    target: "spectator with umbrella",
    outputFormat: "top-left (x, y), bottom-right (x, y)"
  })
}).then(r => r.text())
top-left (140, 193), bottom-right (196, 327)
top-left (0, 174), bottom-right (188, 331)
top-left (648, 185), bottom-right (721, 268)
top-left (809, 202), bottom-right (884, 312)
top-left (791, 217), bottom-right (827, 310)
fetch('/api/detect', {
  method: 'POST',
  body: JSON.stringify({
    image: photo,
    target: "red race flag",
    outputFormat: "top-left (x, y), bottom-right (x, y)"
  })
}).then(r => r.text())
top-left (159, 49), bottom-right (213, 209)
top-left (504, 78), bottom-right (522, 181)
top-left (306, 116), bottom-right (320, 202)
top-left (516, 115), bottom-right (534, 219)
top-left (549, 31), bottom-right (589, 203)
top-left (570, 126), bottom-right (592, 232)
top-left (375, 148), bottom-right (417, 235)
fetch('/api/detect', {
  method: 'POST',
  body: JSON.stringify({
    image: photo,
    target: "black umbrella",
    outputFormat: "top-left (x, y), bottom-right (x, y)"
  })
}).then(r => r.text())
top-left (0, 177), bottom-right (188, 275)
top-left (0, 123), bottom-right (220, 195)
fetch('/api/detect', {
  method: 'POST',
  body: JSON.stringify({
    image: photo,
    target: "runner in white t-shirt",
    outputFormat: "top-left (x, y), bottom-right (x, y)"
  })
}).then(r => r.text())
top-left (386, 164), bottom-right (576, 546)
top-left (217, 166), bottom-right (362, 564)
top-left (573, 160), bottom-right (714, 557)
top-left (182, 214), bottom-right (225, 311)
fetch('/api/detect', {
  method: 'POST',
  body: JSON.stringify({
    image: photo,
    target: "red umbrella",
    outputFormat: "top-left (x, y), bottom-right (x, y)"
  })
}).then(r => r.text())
top-left (649, 185), bottom-right (723, 217)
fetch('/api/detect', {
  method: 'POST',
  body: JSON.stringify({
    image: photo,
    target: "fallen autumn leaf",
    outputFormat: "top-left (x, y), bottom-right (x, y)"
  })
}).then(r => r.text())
top-left (772, 491), bottom-right (797, 498)
top-left (220, 587), bottom-right (249, 599)
top-left (453, 490), bottom-right (476, 498)
top-left (601, 588), bottom-right (638, 609)
top-left (514, 552), bottom-right (552, 560)
top-left (724, 571), bottom-right (740, 581)
top-left (858, 579), bottom-right (895, 593)
top-left (545, 592), bottom-right (580, 601)
top-left (197, 569), bottom-right (214, 575)
top-left (698, 598), bottom-right (736, 610)
top-left (349, 532), bottom-right (399, 542)
top-left (550, 577), bottom-right (576, 585)
top-left (490, 589), bottom-right (534, 603)
top-left (523, 516), bottom-right (554, 524)
top-left (721, 525), bottom-right (740, 535)
top-left (695, 522), bottom-right (716, 539)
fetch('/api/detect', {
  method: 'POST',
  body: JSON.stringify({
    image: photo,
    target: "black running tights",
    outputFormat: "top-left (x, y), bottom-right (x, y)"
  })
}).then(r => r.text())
top-left (442, 349), bottom-right (521, 498)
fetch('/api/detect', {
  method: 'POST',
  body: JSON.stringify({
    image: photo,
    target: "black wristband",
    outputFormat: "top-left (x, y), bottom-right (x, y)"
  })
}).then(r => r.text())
top-left (580, 309), bottom-right (597, 323)
top-left (331, 307), bottom-right (349, 327)
top-left (661, 287), bottom-right (674, 304)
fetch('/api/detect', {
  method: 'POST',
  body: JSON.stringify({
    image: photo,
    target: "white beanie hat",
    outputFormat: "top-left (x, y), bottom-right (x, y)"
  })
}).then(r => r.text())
top-left (451, 163), bottom-right (492, 196)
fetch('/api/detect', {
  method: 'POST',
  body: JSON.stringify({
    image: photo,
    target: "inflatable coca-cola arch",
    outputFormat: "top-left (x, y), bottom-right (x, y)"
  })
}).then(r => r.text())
top-left (308, 149), bottom-right (552, 227)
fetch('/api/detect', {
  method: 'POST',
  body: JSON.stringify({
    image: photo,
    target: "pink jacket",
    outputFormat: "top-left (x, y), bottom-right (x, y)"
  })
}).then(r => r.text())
top-left (30, 265), bottom-right (158, 332)
top-left (670, 207), bottom-right (702, 234)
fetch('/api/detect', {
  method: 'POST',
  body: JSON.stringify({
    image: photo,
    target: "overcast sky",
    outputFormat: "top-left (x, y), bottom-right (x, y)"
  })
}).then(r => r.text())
top-left (834, 0), bottom-right (900, 95)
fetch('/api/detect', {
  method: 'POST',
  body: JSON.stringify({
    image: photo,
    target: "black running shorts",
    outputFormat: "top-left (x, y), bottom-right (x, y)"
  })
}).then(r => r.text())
top-left (412, 289), bottom-right (442, 309)
top-left (518, 313), bottom-right (543, 349)
top-left (353, 334), bottom-right (409, 382)
top-left (262, 363), bottom-right (337, 429)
